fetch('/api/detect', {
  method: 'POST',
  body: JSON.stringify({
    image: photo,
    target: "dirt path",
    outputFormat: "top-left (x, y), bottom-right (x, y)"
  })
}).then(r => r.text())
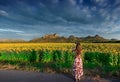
top-left (0, 70), bottom-right (119, 82)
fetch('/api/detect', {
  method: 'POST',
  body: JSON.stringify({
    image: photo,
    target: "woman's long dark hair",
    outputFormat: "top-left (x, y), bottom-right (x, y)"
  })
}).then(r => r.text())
top-left (75, 42), bottom-right (82, 54)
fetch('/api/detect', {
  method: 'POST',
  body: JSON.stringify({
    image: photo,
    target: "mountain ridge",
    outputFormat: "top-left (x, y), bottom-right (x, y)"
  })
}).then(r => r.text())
top-left (0, 33), bottom-right (120, 43)
top-left (29, 33), bottom-right (120, 43)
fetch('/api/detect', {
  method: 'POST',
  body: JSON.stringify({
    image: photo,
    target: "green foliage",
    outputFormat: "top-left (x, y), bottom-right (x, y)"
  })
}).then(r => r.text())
top-left (0, 50), bottom-right (119, 77)
top-left (0, 50), bottom-right (37, 62)
top-left (42, 50), bottom-right (52, 63)
top-left (36, 50), bottom-right (44, 62)
top-left (84, 52), bottom-right (120, 77)
top-left (84, 52), bottom-right (119, 67)
top-left (29, 50), bottom-right (37, 62)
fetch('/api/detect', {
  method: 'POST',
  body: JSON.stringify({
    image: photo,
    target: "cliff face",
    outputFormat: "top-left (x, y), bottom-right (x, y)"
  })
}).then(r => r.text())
top-left (43, 33), bottom-right (59, 39)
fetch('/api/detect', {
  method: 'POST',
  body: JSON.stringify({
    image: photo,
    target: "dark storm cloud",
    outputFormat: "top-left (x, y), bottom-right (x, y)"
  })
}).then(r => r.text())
top-left (0, 0), bottom-right (120, 40)
top-left (0, 0), bottom-right (94, 24)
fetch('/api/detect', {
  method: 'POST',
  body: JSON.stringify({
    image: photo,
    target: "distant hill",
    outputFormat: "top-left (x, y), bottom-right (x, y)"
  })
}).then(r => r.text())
top-left (29, 33), bottom-right (119, 43)
top-left (82, 35), bottom-right (108, 42)
top-left (0, 38), bottom-right (26, 43)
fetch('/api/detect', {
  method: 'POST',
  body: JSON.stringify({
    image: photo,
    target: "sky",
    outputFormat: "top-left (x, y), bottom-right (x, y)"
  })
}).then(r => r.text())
top-left (0, 0), bottom-right (120, 40)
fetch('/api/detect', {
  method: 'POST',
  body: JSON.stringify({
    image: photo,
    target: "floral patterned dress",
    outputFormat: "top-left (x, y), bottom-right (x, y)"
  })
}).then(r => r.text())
top-left (73, 50), bottom-right (83, 80)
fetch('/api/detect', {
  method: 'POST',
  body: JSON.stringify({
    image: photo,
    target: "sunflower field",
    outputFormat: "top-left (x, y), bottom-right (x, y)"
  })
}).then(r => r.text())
top-left (0, 43), bottom-right (120, 77)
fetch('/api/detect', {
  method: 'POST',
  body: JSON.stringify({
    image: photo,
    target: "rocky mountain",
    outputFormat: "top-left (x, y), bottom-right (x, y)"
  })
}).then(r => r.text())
top-left (82, 35), bottom-right (108, 42)
top-left (30, 34), bottom-right (112, 43)
top-left (43, 33), bottom-right (59, 39)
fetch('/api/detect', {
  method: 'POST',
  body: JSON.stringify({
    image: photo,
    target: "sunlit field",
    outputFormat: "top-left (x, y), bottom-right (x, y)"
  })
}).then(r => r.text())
top-left (0, 43), bottom-right (120, 78)
top-left (0, 43), bottom-right (120, 53)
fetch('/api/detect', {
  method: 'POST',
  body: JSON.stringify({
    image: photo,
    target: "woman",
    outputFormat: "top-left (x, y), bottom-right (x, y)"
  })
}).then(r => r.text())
top-left (72, 42), bottom-right (83, 82)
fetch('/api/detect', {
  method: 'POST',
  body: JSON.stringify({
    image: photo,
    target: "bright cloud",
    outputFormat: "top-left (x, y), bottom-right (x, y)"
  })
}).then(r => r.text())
top-left (0, 28), bottom-right (24, 33)
top-left (0, 10), bottom-right (8, 16)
